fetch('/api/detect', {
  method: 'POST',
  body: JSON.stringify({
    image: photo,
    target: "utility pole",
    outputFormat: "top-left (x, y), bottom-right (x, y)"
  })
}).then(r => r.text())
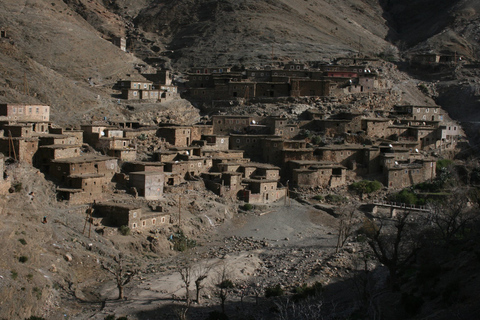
top-left (8, 130), bottom-right (16, 161)
top-left (178, 194), bottom-right (181, 229)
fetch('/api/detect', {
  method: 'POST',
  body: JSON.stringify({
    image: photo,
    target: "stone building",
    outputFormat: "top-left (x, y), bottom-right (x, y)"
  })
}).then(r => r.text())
top-left (94, 202), bottom-right (170, 230)
top-left (242, 179), bottom-right (287, 204)
top-left (112, 36), bottom-right (126, 51)
top-left (384, 159), bottom-right (436, 189)
top-left (157, 126), bottom-right (192, 147)
top-left (129, 171), bottom-right (164, 200)
top-left (289, 160), bottom-right (347, 188)
top-left (0, 104), bottom-right (50, 122)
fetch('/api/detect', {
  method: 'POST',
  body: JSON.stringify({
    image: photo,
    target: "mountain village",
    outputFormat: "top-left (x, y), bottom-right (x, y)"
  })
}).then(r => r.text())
top-left (0, 56), bottom-right (463, 234)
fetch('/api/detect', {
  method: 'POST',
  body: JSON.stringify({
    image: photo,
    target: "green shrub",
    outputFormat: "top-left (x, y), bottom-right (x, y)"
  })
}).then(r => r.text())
top-left (265, 284), bottom-right (284, 298)
top-left (311, 135), bottom-right (323, 145)
top-left (25, 316), bottom-right (46, 320)
top-left (11, 270), bottom-right (18, 280)
top-left (312, 195), bottom-right (324, 201)
top-left (19, 256), bottom-right (28, 263)
top-left (27, 274), bottom-right (33, 281)
top-left (358, 218), bottom-right (379, 238)
top-left (170, 231), bottom-right (197, 252)
top-left (418, 83), bottom-right (429, 95)
top-left (349, 180), bottom-right (382, 194)
top-left (12, 182), bottom-right (22, 193)
top-left (436, 159), bottom-right (453, 172)
top-left (391, 189), bottom-right (425, 205)
top-left (119, 225), bottom-right (130, 236)
top-left (104, 316), bottom-right (115, 320)
top-left (243, 203), bottom-right (253, 211)
top-left (32, 287), bottom-right (42, 300)
top-left (325, 194), bottom-right (346, 203)
top-left (18, 238), bottom-right (27, 245)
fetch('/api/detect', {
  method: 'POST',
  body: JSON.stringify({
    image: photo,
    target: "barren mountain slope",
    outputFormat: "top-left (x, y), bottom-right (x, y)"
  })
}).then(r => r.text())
top-left (0, 0), bottom-right (149, 126)
top-left (134, 0), bottom-right (392, 69)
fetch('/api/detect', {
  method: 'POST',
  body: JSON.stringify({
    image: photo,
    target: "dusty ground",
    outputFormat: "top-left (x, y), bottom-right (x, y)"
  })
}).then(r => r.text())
top-left (72, 200), bottom-right (343, 320)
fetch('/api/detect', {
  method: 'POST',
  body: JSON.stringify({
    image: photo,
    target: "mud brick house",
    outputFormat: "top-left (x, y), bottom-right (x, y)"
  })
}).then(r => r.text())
top-left (49, 155), bottom-right (118, 182)
top-left (49, 128), bottom-right (83, 144)
top-left (383, 159), bottom-right (436, 189)
top-left (255, 82), bottom-right (290, 98)
top-left (313, 145), bottom-right (381, 173)
top-left (2, 124), bottom-right (34, 138)
top-left (265, 117), bottom-right (299, 139)
top-left (408, 126), bottom-right (439, 150)
top-left (122, 161), bottom-right (164, 173)
top-left (318, 113), bottom-right (364, 136)
top-left (107, 148), bottom-right (137, 162)
top-left (191, 124), bottom-right (214, 141)
top-left (96, 134), bottom-right (137, 161)
top-left (157, 126), bottom-right (192, 147)
top-left (164, 172), bottom-right (183, 186)
top-left (154, 150), bottom-right (180, 163)
top-left (394, 105), bottom-right (444, 122)
top-left (202, 171), bottom-right (243, 198)
top-left (57, 173), bottom-right (107, 204)
top-left (361, 118), bottom-right (392, 138)
top-left (35, 144), bottom-right (82, 169)
top-left (212, 115), bottom-right (262, 134)
top-left (164, 157), bottom-right (213, 180)
top-left (241, 163), bottom-right (281, 180)
top-left (143, 69), bottom-right (173, 86)
top-left (192, 134), bottom-right (229, 151)
top-left (0, 104), bottom-right (50, 122)
top-left (0, 136), bottom-right (38, 164)
top-left (50, 155), bottom-right (119, 203)
top-left (116, 80), bottom-right (153, 91)
top-left (288, 160), bottom-right (347, 188)
top-left (129, 171), bottom-right (164, 200)
top-left (81, 123), bottom-right (116, 146)
top-left (112, 36), bottom-right (126, 51)
top-left (37, 133), bottom-right (78, 146)
top-left (261, 138), bottom-right (285, 165)
top-left (260, 138), bottom-right (312, 165)
top-left (122, 126), bottom-right (158, 139)
top-left (290, 79), bottom-right (330, 97)
top-left (94, 202), bottom-right (170, 230)
top-left (438, 123), bottom-right (460, 149)
top-left (97, 135), bottom-right (131, 150)
top-left (242, 179), bottom-right (286, 204)
top-left (122, 89), bottom-right (164, 101)
top-left (229, 134), bottom-right (278, 162)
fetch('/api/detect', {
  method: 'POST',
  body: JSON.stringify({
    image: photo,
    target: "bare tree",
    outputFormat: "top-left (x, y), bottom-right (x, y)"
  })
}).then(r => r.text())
top-left (275, 297), bottom-right (325, 320)
top-left (214, 263), bottom-right (234, 314)
top-left (365, 210), bottom-right (420, 288)
top-left (336, 204), bottom-right (358, 253)
top-left (193, 260), bottom-right (211, 303)
top-left (176, 253), bottom-right (212, 305)
top-left (102, 254), bottom-right (138, 300)
top-left (177, 259), bottom-right (193, 306)
top-left (427, 188), bottom-right (477, 243)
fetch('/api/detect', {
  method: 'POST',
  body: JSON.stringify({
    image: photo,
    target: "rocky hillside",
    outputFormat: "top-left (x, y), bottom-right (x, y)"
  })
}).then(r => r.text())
top-left (0, 0), bottom-right (479, 126)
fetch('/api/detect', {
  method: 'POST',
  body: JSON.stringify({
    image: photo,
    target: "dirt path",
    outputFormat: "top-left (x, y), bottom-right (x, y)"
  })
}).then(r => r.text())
top-left (82, 200), bottom-right (339, 319)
